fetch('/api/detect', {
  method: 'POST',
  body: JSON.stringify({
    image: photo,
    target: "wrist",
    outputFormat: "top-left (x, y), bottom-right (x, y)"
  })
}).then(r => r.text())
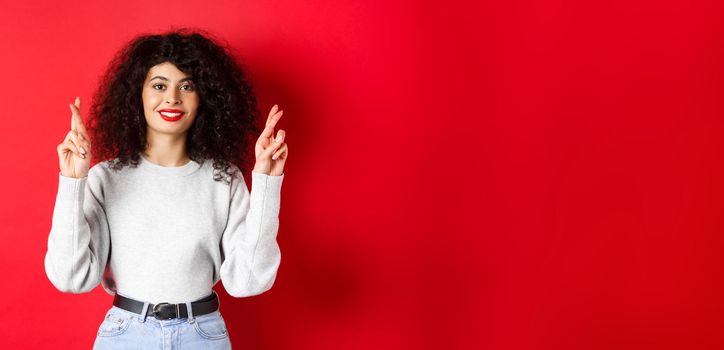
top-left (252, 167), bottom-right (270, 175)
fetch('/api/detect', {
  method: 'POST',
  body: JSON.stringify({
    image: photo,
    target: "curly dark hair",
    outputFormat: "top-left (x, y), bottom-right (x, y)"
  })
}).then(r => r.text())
top-left (87, 28), bottom-right (262, 184)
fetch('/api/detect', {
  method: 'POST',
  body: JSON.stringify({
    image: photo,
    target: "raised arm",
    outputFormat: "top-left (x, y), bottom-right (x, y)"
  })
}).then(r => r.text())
top-left (219, 170), bottom-right (284, 297)
top-left (45, 170), bottom-right (111, 293)
top-left (44, 96), bottom-right (111, 293)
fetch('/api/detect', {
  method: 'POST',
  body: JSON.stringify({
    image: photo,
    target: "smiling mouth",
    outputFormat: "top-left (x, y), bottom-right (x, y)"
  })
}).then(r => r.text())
top-left (158, 111), bottom-right (185, 121)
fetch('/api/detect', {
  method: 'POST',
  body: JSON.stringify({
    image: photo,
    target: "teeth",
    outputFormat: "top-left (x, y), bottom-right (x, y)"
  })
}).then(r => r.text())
top-left (160, 112), bottom-right (182, 117)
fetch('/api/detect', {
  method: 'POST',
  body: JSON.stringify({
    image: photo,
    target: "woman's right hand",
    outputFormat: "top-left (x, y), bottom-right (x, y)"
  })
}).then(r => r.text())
top-left (57, 96), bottom-right (92, 179)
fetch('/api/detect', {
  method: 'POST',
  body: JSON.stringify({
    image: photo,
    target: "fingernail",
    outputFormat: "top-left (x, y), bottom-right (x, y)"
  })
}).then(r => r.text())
top-left (276, 136), bottom-right (282, 142)
top-left (80, 147), bottom-right (86, 154)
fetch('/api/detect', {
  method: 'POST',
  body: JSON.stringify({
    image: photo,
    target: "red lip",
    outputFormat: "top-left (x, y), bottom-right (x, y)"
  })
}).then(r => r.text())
top-left (158, 109), bottom-right (185, 121)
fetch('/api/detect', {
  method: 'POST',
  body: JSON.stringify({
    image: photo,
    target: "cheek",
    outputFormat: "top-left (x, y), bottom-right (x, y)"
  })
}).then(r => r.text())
top-left (188, 95), bottom-right (200, 114)
top-left (142, 93), bottom-right (160, 110)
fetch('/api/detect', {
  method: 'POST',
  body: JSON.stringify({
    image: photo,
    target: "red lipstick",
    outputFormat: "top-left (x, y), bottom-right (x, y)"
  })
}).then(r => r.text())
top-left (158, 109), bottom-right (185, 122)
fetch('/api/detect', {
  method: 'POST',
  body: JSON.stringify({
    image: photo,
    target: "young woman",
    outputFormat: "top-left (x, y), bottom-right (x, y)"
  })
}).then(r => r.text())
top-left (44, 29), bottom-right (289, 349)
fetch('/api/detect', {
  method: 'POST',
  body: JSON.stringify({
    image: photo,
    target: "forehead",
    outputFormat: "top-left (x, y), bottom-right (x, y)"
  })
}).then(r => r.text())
top-left (145, 62), bottom-right (191, 81)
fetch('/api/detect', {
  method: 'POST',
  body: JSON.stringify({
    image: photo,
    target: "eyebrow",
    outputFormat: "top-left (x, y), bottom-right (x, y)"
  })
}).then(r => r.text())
top-left (149, 76), bottom-right (194, 82)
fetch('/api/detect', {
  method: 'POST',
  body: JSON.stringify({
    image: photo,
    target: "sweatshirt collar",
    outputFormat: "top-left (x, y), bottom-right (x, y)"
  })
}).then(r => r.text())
top-left (137, 153), bottom-right (202, 176)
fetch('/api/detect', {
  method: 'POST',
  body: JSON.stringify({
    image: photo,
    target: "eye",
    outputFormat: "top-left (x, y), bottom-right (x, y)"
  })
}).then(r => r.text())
top-left (181, 84), bottom-right (195, 91)
top-left (152, 83), bottom-right (165, 90)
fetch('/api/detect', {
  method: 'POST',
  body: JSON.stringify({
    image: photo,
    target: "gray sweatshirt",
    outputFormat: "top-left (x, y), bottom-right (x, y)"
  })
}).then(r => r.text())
top-left (44, 154), bottom-right (284, 304)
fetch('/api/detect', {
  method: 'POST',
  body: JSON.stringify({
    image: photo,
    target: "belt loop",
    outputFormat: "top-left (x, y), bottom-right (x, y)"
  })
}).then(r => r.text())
top-left (186, 301), bottom-right (195, 323)
top-left (140, 302), bottom-right (150, 323)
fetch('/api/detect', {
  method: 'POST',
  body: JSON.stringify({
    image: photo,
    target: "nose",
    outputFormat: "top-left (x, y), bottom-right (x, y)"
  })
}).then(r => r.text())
top-left (164, 89), bottom-right (181, 105)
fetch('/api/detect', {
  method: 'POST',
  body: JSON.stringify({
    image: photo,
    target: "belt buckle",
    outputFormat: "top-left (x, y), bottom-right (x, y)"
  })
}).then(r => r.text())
top-left (152, 302), bottom-right (180, 320)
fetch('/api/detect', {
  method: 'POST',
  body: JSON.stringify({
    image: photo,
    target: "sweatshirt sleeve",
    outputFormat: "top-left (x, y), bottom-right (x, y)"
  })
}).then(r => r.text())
top-left (44, 169), bottom-right (111, 293)
top-left (219, 170), bottom-right (284, 297)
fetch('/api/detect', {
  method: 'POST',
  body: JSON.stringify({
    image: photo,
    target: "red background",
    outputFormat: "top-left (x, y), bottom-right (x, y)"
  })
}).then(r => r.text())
top-left (1, 0), bottom-right (723, 349)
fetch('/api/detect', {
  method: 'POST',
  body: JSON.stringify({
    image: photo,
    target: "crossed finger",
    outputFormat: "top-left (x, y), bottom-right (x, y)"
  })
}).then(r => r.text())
top-left (266, 104), bottom-right (279, 126)
top-left (272, 142), bottom-right (288, 160)
top-left (261, 105), bottom-right (283, 140)
top-left (70, 96), bottom-right (89, 139)
top-left (263, 129), bottom-right (286, 158)
top-left (64, 130), bottom-right (89, 158)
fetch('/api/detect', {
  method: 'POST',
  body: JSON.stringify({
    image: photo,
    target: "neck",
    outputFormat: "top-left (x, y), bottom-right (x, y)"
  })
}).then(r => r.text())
top-left (143, 131), bottom-right (190, 167)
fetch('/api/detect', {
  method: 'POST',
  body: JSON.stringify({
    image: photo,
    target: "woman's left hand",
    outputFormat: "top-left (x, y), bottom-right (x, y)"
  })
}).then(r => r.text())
top-left (253, 104), bottom-right (288, 176)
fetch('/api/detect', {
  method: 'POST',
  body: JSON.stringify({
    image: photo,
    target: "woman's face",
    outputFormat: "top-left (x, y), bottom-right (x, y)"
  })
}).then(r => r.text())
top-left (141, 61), bottom-right (199, 137)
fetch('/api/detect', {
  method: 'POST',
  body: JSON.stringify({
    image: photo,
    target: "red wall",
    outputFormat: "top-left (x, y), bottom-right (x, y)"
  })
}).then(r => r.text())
top-left (1, 0), bottom-right (723, 348)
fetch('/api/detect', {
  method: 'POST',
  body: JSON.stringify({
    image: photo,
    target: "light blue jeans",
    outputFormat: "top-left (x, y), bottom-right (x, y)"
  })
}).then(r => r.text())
top-left (92, 294), bottom-right (232, 349)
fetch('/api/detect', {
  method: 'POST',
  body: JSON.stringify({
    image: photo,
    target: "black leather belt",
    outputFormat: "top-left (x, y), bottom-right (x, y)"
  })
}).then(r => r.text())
top-left (113, 291), bottom-right (219, 320)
